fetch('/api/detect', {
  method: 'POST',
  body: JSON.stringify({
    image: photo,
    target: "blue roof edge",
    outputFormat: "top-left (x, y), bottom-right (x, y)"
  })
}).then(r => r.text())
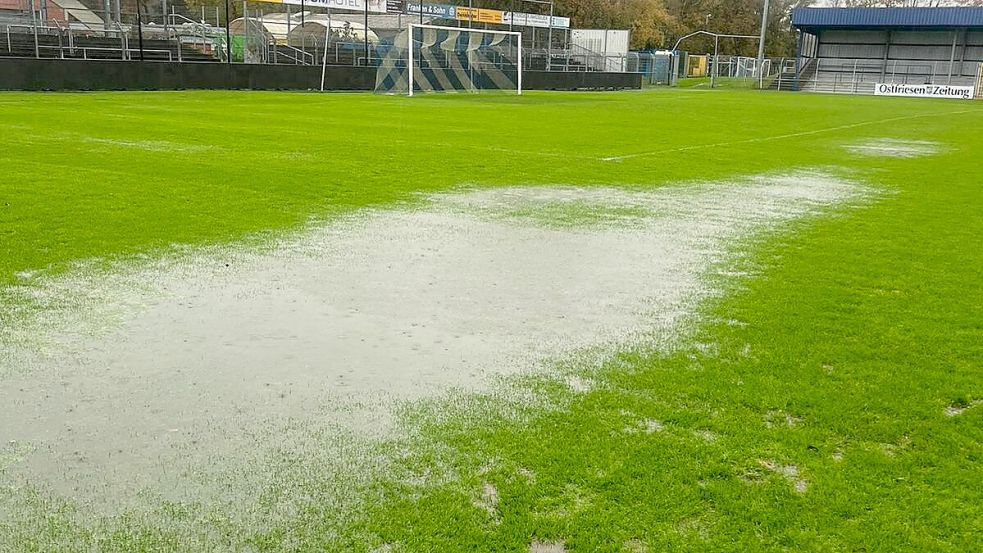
top-left (792, 7), bottom-right (983, 29)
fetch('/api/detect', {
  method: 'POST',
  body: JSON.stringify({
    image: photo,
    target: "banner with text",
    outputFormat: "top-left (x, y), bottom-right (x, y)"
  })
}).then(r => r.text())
top-left (407, 1), bottom-right (455, 18)
top-left (253, 0), bottom-right (388, 13)
top-left (456, 7), bottom-right (503, 24)
top-left (874, 83), bottom-right (975, 100)
top-left (503, 11), bottom-right (570, 29)
top-left (405, 2), bottom-right (569, 28)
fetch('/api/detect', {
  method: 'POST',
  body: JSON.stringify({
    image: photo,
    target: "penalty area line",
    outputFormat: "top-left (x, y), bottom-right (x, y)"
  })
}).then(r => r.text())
top-left (600, 108), bottom-right (983, 162)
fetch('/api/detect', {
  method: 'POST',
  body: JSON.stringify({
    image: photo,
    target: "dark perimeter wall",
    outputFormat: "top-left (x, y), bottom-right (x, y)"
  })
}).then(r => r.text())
top-left (0, 59), bottom-right (641, 91)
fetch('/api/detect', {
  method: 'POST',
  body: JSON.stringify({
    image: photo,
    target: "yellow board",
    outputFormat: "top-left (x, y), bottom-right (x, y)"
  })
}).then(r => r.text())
top-left (456, 7), bottom-right (503, 24)
top-left (687, 55), bottom-right (707, 78)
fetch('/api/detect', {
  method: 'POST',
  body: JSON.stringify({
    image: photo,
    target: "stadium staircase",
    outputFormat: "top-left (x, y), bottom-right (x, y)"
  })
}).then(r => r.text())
top-left (524, 48), bottom-right (588, 71)
top-left (269, 43), bottom-right (316, 65)
top-left (768, 58), bottom-right (816, 91)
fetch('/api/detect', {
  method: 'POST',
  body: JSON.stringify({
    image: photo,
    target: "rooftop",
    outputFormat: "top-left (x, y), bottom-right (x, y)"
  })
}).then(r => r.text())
top-left (792, 7), bottom-right (983, 30)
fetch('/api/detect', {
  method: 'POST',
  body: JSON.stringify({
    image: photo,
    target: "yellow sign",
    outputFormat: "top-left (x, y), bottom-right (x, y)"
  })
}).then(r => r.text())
top-left (456, 7), bottom-right (503, 24)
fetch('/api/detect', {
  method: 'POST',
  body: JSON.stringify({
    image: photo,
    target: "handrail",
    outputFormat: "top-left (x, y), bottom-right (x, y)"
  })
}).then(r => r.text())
top-left (167, 13), bottom-right (200, 26)
top-left (127, 47), bottom-right (172, 61)
top-left (276, 43), bottom-right (314, 65)
top-left (115, 21), bottom-right (128, 60)
top-left (5, 23), bottom-right (63, 34)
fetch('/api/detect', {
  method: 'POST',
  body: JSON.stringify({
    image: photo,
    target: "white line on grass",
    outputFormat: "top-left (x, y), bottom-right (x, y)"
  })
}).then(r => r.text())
top-left (600, 108), bottom-right (983, 162)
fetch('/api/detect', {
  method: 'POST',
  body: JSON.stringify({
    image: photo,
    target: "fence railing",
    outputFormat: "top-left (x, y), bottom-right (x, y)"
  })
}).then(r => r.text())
top-left (3, 18), bottom-right (647, 76)
top-left (773, 57), bottom-right (983, 95)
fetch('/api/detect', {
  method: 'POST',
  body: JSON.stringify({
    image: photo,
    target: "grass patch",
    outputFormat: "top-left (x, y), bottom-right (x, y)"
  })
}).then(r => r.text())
top-left (676, 76), bottom-right (761, 89)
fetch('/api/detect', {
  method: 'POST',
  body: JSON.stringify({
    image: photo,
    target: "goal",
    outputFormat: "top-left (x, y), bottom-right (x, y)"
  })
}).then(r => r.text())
top-left (376, 24), bottom-right (522, 95)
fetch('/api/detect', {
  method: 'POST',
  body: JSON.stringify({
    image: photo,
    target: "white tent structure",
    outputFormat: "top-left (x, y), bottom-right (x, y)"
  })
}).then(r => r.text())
top-left (287, 17), bottom-right (379, 48)
top-left (231, 13), bottom-right (378, 47)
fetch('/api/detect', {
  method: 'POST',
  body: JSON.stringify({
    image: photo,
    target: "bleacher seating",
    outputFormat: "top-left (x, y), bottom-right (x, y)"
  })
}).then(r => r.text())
top-left (1, 26), bottom-right (218, 61)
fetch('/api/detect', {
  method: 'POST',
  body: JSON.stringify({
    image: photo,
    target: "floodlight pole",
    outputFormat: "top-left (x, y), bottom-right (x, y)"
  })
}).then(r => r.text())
top-left (756, 0), bottom-right (770, 77)
top-left (363, 0), bottom-right (368, 65)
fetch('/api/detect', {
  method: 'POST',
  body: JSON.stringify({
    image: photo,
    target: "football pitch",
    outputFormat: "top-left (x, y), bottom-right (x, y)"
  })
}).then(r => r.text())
top-left (1, 89), bottom-right (981, 551)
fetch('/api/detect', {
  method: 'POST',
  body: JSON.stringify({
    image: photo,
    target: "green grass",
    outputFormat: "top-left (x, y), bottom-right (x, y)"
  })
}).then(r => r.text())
top-left (1, 89), bottom-right (982, 551)
top-left (676, 76), bottom-right (761, 89)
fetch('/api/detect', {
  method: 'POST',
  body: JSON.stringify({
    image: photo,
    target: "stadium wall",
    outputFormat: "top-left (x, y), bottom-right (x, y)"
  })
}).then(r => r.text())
top-left (0, 59), bottom-right (642, 91)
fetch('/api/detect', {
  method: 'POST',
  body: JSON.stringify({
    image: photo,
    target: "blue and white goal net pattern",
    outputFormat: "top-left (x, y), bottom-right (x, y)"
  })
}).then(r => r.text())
top-left (376, 26), bottom-right (520, 94)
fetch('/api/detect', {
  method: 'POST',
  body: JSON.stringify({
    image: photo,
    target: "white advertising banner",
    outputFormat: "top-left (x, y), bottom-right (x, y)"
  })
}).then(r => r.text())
top-left (266, 0), bottom-right (388, 14)
top-left (502, 11), bottom-right (570, 29)
top-left (874, 83), bottom-right (975, 100)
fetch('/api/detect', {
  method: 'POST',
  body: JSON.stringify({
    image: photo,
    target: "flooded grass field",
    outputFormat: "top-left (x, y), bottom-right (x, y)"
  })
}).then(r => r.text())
top-left (1, 90), bottom-right (981, 551)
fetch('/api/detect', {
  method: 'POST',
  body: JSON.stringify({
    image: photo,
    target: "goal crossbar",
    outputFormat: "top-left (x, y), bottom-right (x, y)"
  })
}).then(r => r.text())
top-left (406, 23), bottom-right (523, 97)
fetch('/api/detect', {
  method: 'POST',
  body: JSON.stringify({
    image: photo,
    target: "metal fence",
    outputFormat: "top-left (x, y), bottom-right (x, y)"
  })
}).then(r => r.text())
top-left (774, 56), bottom-right (983, 96)
top-left (2, 0), bottom-right (768, 94)
top-left (0, 0), bottom-right (669, 79)
top-left (0, 0), bottom-right (563, 67)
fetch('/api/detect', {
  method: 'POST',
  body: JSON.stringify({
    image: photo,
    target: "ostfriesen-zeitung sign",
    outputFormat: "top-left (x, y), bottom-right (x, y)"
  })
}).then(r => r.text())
top-left (874, 83), bottom-right (976, 100)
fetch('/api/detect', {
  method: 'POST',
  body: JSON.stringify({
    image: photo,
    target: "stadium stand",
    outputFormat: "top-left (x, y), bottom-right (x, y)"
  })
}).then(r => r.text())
top-left (784, 7), bottom-right (983, 95)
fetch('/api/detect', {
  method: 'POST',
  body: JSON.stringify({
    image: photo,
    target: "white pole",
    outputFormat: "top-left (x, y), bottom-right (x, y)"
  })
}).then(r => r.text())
top-left (320, 21), bottom-right (329, 91)
top-left (756, 0), bottom-right (770, 76)
top-left (712, 35), bottom-right (718, 88)
top-left (517, 36), bottom-right (522, 95)
top-left (408, 24), bottom-right (414, 96)
top-left (546, 1), bottom-right (553, 71)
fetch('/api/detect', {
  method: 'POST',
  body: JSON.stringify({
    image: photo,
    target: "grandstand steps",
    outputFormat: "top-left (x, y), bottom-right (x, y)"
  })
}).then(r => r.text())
top-left (1, 32), bottom-right (64, 58)
top-left (1, 31), bottom-right (216, 61)
top-left (768, 58), bottom-right (817, 91)
top-left (270, 45), bottom-right (317, 65)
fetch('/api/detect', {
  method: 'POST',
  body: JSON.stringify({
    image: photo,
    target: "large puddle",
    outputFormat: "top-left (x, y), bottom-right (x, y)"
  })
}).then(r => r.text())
top-left (0, 173), bottom-right (867, 534)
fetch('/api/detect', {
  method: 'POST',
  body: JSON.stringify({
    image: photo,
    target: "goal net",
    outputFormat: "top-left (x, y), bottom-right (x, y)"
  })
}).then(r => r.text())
top-left (376, 24), bottom-right (522, 95)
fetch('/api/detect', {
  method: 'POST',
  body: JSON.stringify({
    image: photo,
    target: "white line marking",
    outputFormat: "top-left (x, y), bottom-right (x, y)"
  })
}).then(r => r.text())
top-left (600, 108), bottom-right (983, 162)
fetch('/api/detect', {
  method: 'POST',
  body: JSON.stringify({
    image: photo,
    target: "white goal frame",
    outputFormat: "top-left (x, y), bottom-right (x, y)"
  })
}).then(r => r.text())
top-left (406, 23), bottom-right (523, 97)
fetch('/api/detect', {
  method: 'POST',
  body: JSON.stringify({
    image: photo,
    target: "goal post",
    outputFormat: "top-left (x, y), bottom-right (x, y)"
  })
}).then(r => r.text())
top-left (375, 24), bottom-right (523, 96)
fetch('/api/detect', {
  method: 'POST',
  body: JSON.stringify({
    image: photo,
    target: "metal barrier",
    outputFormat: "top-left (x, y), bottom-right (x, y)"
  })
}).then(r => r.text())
top-left (272, 43), bottom-right (314, 65)
top-left (3, 16), bottom-right (655, 79)
top-left (774, 57), bottom-right (982, 95)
